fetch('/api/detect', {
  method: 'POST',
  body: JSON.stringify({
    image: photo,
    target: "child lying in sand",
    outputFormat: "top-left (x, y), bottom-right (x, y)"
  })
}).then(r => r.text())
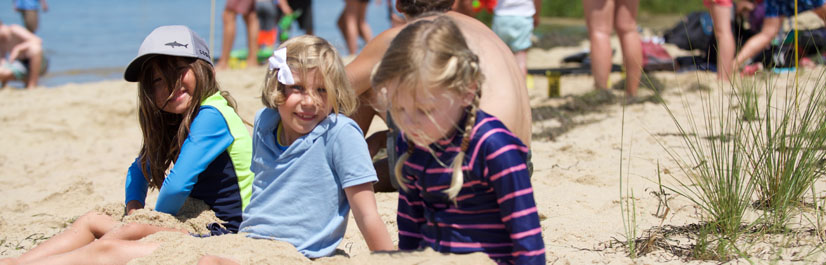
top-left (0, 25), bottom-right (256, 264)
top-left (200, 35), bottom-right (394, 264)
top-left (371, 16), bottom-right (545, 264)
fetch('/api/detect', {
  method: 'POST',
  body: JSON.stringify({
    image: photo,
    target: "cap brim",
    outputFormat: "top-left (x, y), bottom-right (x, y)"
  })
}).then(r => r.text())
top-left (123, 54), bottom-right (156, 82)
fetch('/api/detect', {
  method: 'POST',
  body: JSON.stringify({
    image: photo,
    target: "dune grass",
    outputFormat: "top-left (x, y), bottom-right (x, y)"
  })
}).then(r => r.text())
top-left (644, 64), bottom-right (826, 260)
top-left (618, 100), bottom-right (639, 258)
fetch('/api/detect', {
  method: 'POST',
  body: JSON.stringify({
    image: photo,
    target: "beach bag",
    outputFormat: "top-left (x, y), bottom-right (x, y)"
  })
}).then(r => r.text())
top-left (664, 12), bottom-right (714, 52)
top-left (642, 40), bottom-right (674, 71)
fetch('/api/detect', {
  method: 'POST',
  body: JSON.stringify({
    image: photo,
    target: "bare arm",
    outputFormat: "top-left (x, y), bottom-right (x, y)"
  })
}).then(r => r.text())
top-left (277, 0), bottom-right (293, 15)
top-left (346, 26), bottom-right (402, 96)
top-left (125, 200), bottom-right (144, 215)
top-left (533, 0), bottom-right (541, 27)
top-left (344, 182), bottom-right (394, 251)
top-left (7, 25), bottom-right (42, 62)
top-left (734, 17), bottom-right (782, 67)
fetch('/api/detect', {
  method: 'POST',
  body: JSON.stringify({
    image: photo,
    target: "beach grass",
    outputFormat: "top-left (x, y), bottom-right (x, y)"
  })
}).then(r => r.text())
top-left (632, 59), bottom-right (826, 261)
top-left (618, 100), bottom-right (639, 258)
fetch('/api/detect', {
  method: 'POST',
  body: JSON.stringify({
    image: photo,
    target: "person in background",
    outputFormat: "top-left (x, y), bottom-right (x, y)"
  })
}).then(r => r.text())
top-left (733, 0), bottom-right (826, 70)
top-left (256, 0), bottom-right (279, 49)
top-left (0, 20), bottom-right (44, 89)
top-left (492, 0), bottom-right (541, 75)
top-left (387, 0), bottom-right (406, 27)
top-left (705, 0), bottom-right (736, 80)
top-left (216, 0), bottom-right (260, 69)
top-left (13, 0), bottom-right (47, 34)
top-left (274, 0), bottom-right (314, 40)
top-left (338, 0), bottom-right (374, 55)
top-left (582, 0), bottom-right (642, 97)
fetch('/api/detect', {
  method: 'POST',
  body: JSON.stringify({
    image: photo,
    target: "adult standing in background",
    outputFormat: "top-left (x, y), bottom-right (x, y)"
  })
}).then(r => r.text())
top-left (492, 0), bottom-right (541, 75)
top-left (338, 0), bottom-right (373, 55)
top-left (13, 0), bottom-right (48, 33)
top-left (216, 0), bottom-right (260, 69)
top-left (583, 0), bottom-right (642, 97)
top-left (705, 0), bottom-right (735, 80)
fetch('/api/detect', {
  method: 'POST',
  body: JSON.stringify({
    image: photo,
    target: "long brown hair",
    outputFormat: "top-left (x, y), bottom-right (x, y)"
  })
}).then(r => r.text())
top-left (371, 16), bottom-right (484, 201)
top-left (136, 56), bottom-right (236, 189)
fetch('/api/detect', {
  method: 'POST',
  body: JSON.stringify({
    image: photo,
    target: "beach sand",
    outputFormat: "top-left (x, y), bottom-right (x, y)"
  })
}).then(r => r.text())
top-left (2, 42), bottom-right (826, 264)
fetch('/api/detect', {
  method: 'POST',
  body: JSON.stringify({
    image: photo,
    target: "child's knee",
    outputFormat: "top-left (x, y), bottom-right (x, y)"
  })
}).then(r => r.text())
top-left (73, 211), bottom-right (117, 233)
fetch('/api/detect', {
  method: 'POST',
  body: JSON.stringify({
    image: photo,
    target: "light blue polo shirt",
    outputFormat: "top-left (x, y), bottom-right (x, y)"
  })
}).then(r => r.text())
top-left (240, 108), bottom-right (377, 258)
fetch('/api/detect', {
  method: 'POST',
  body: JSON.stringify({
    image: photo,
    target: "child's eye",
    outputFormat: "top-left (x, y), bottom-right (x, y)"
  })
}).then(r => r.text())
top-left (316, 87), bottom-right (327, 94)
top-left (288, 85), bottom-right (304, 93)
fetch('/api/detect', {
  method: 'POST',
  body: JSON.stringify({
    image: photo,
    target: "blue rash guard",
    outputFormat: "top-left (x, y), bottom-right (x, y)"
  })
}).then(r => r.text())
top-left (124, 93), bottom-right (254, 232)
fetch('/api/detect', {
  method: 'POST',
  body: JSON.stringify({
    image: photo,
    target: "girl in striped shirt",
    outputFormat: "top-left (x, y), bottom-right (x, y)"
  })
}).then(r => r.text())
top-left (370, 15), bottom-right (545, 265)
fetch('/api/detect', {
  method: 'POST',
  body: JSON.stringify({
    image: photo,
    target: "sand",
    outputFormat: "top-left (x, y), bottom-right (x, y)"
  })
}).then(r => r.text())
top-left (2, 41), bottom-right (826, 264)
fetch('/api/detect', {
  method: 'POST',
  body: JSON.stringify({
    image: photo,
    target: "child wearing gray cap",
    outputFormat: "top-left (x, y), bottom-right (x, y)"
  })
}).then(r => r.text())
top-left (0, 25), bottom-right (255, 264)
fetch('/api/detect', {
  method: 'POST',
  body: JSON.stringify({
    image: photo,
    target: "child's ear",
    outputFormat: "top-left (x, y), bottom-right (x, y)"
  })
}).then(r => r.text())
top-left (461, 83), bottom-right (478, 106)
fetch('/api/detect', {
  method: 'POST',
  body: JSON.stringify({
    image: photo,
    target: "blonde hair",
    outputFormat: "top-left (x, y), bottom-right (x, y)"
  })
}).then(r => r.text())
top-left (262, 35), bottom-right (356, 116)
top-left (371, 16), bottom-right (484, 201)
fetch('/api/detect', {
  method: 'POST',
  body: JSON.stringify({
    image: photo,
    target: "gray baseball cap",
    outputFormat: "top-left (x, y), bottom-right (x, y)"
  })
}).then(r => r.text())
top-left (124, 25), bottom-right (212, 82)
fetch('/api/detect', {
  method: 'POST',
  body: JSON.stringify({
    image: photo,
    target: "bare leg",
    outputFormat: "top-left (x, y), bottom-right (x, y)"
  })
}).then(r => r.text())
top-left (19, 10), bottom-right (38, 33)
top-left (341, 0), bottom-right (361, 55)
top-left (0, 68), bottom-right (14, 88)
top-left (23, 46), bottom-right (43, 89)
top-left (372, 157), bottom-right (396, 192)
top-left (583, 0), bottom-right (616, 90)
top-left (243, 12), bottom-right (260, 67)
top-left (514, 50), bottom-right (527, 76)
top-left (216, 9), bottom-right (238, 70)
top-left (26, 239), bottom-right (159, 265)
top-left (198, 255), bottom-right (240, 265)
top-left (709, 3), bottom-right (734, 80)
top-left (99, 223), bottom-right (184, 241)
top-left (356, 1), bottom-right (373, 44)
top-left (614, 0), bottom-right (641, 97)
top-left (13, 212), bottom-right (121, 264)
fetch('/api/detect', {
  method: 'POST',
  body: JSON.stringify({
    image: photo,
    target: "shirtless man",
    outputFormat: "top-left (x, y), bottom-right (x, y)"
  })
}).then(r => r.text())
top-left (346, 0), bottom-right (532, 190)
top-left (0, 21), bottom-right (44, 89)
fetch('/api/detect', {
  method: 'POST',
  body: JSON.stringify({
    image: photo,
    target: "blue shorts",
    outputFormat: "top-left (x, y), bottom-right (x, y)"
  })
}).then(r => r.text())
top-left (492, 15), bottom-right (534, 52)
top-left (766, 0), bottom-right (825, 17)
top-left (14, 0), bottom-right (39, 10)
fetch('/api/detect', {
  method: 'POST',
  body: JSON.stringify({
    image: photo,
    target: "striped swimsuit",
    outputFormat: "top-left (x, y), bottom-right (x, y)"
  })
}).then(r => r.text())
top-left (396, 110), bottom-right (545, 265)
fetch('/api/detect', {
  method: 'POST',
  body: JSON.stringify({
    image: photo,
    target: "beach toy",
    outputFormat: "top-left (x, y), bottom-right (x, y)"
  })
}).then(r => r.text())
top-left (226, 47), bottom-right (277, 69)
top-left (472, 0), bottom-right (496, 13)
top-left (278, 10), bottom-right (302, 42)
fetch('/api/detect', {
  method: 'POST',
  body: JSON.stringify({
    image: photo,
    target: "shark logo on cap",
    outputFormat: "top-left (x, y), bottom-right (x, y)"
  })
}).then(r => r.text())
top-left (165, 41), bottom-right (189, 48)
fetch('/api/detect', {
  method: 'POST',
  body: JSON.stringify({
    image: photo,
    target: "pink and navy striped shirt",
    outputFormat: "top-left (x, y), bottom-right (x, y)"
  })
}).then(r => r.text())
top-left (396, 110), bottom-right (545, 265)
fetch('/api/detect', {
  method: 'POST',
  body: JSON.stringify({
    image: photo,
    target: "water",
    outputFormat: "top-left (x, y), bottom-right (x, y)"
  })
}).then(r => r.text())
top-left (0, 0), bottom-right (392, 87)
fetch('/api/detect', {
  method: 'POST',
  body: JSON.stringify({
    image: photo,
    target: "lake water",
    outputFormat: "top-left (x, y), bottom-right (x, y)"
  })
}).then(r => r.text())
top-left (0, 0), bottom-right (393, 87)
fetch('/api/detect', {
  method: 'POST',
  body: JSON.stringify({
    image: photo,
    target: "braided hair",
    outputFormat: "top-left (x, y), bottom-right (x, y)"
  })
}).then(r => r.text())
top-left (372, 15), bottom-right (484, 201)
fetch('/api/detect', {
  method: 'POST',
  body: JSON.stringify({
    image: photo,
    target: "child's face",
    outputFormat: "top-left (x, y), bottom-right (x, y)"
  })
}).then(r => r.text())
top-left (150, 60), bottom-right (196, 114)
top-left (390, 83), bottom-right (475, 146)
top-left (278, 69), bottom-right (331, 141)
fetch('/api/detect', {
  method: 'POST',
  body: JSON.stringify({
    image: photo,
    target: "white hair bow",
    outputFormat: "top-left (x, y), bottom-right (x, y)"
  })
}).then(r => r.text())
top-left (268, 47), bottom-right (295, 85)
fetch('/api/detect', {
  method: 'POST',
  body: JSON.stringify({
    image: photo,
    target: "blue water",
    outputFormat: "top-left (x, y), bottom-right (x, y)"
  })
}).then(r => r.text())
top-left (0, 0), bottom-right (393, 87)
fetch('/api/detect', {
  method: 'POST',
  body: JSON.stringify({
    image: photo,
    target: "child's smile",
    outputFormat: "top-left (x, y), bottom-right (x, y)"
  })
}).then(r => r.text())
top-left (278, 69), bottom-right (331, 145)
top-left (150, 61), bottom-right (195, 114)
